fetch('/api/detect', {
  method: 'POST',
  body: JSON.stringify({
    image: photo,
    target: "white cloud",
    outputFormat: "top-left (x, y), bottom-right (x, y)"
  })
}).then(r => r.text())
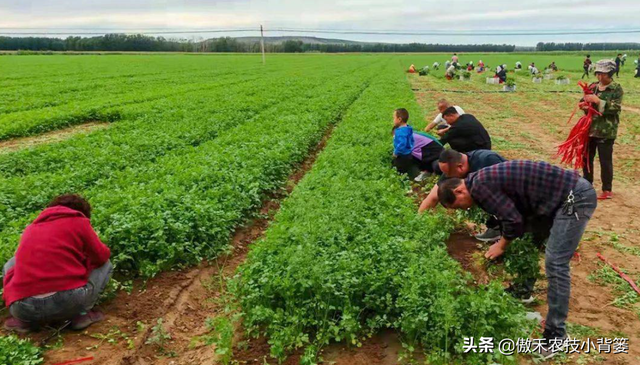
top-left (2, 0), bottom-right (640, 45)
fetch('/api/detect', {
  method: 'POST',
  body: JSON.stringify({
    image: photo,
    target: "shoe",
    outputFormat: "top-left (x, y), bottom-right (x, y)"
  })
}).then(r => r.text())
top-left (414, 171), bottom-right (431, 182)
top-left (3, 317), bottom-right (31, 334)
top-left (597, 191), bottom-right (613, 200)
top-left (71, 310), bottom-right (105, 331)
top-left (506, 285), bottom-right (535, 304)
top-left (534, 334), bottom-right (569, 361)
top-left (475, 228), bottom-right (501, 242)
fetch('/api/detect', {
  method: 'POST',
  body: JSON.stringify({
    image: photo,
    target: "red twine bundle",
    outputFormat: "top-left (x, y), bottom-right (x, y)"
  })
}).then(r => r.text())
top-left (557, 81), bottom-right (602, 171)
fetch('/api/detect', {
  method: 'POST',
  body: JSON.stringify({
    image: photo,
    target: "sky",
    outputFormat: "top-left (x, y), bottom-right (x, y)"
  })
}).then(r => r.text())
top-left (2, 0), bottom-right (640, 46)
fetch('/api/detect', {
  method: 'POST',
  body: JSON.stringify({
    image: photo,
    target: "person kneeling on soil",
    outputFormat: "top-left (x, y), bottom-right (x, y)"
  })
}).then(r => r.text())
top-left (496, 64), bottom-right (507, 83)
top-left (438, 107), bottom-right (491, 152)
top-left (419, 149), bottom-right (505, 241)
top-left (410, 131), bottom-right (445, 182)
top-left (445, 63), bottom-right (456, 80)
top-left (3, 194), bottom-right (112, 333)
top-left (424, 99), bottom-right (465, 133)
top-left (438, 161), bottom-right (597, 360)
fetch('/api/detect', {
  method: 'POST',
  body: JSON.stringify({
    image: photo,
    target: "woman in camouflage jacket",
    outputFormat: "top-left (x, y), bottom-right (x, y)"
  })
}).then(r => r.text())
top-left (582, 59), bottom-right (623, 200)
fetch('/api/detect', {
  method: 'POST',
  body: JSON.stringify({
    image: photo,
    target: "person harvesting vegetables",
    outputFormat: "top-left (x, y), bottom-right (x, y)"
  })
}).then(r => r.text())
top-left (582, 60), bottom-right (623, 200)
top-left (392, 127), bottom-right (444, 182)
top-left (445, 63), bottom-right (456, 80)
top-left (438, 160), bottom-right (597, 360)
top-left (419, 149), bottom-right (505, 212)
top-left (3, 194), bottom-right (112, 333)
top-left (438, 107), bottom-right (491, 152)
top-left (424, 99), bottom-right (465, 133)
top-left (419, 149), bottom-right (506, 242)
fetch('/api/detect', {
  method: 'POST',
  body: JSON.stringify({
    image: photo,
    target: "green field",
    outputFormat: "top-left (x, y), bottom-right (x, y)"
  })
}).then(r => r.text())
top-left (1, 53), bottom-right (638, 365)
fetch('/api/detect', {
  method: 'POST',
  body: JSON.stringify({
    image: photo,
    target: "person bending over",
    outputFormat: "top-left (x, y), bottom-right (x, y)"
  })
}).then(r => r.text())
top-left (424, 99), bottom-right (465, 133)
top-left (3, 194), bottom-right (112, 333)
top-left (438, 161), bottom-right (596, 360)
top-left (419, 149), bottom-right (506, 241)
top-left (438, 107), bottom-right (491, 152)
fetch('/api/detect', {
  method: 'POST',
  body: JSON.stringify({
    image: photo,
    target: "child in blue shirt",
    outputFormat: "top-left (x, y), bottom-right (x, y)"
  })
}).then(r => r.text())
top-left (392, 108), bottom-right (418, 179)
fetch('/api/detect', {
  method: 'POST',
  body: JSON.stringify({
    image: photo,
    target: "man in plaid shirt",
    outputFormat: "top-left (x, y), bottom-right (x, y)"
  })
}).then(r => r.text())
top-left (438, 160), bottom-right (597, 360)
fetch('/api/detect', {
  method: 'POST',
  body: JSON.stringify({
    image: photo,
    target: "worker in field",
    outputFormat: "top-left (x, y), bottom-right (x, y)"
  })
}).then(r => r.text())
top-left (392, 109), bottom-right (444, 181)
top-left (581, 54), bottom-right (592, 79)
top-left (410, 131), bottom-right (445, 182)
top-left (636, 55), bottom-right (640, 78)
top-left (3, 194), bottom-right (112, 333)
top-left (452, 53), bottom-right (459, 64)
top-left (408, 64), bottom-right (417, 73)
top-left (424, 99), bottom-right (464, 133)
top-left (438, 161), bottom-right (597, 360)
top-left (419, 149), bottom-right (505, 243)
top-left (444, 60), bottom-right (451, 71)
top-left (433, 61), bottom-right (440, 70)
top-left (438, 107), bottom-right (491, 152)
top-left (515, 61), bottom-right (522, 70)
top-left (615, 54), bottom-right (622, 77)
top-left (445, 63), bottom-right (457, 80)
top-left (495, 64), bottom-right (507, 83)
top-left (529, 63), bottom-right (539, 75)
top-left (477, 60), bottom-right (485, 73)
top-left (548, 61), bottom-right (558, 71)
top-left (582, 60), bottom-right (623, 200)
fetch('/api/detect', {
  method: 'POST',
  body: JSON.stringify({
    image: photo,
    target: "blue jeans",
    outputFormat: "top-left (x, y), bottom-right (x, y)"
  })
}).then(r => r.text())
top-left (544, 178), bottom-right (597, 338)
top-left (3, 258), bottom-right (113, 325)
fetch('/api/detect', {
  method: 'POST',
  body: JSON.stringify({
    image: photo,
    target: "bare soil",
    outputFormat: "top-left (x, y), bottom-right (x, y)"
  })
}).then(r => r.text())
top-left (0, 122), bottom-right (109, 152)
top-left (410, 74), bottom-right (640, 365)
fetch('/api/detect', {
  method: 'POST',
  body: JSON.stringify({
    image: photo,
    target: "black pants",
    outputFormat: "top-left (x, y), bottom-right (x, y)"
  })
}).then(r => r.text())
top-left (635, 68), bottom-right (640, 78)
top-left (581, 67), bottom-right (590, 79)
top-left (616, 67), bottom-right (620, 77)
top-left (416, 144), bottom-right (444, 173)
top-left (393, 154), bottom-right (420, 179)
top-left (583, 138), bottom-right (614, 192)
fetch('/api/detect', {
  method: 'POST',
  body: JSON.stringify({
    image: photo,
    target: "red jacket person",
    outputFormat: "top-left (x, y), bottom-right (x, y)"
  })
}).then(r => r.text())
top-left (3, 194), bottom-right (112, 333)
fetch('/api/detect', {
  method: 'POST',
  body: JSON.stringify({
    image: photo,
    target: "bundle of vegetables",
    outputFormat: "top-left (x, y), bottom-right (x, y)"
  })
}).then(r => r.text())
top-left (557, 81), bottom-right (601, 170)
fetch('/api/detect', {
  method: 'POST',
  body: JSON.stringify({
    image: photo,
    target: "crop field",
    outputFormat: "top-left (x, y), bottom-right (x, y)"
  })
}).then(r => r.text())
top-left (1, 53), bottom-right (639, 365)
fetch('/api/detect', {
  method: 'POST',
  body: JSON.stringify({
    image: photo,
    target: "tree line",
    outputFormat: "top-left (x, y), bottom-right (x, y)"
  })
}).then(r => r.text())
top-left (536, 42), bottom-right (640, 52)
top-left (0, 34), bottom-right (516, 53)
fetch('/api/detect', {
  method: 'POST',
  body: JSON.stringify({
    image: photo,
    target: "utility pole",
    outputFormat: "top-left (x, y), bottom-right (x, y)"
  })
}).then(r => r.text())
top-left (260, 25), bottom-right (266, 64)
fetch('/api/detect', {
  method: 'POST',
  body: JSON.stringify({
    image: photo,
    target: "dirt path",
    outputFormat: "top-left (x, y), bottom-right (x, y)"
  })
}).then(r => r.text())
top-left (410, 74), bottom-right (640, 365)
top-left (0, 122), bottom-right (109, 152)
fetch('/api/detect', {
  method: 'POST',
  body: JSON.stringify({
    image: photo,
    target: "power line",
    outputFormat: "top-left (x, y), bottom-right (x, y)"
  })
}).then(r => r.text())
top-left (2, 26), bottom-right (640, 37)
top-left (0, 29), bottom-right (257, 36)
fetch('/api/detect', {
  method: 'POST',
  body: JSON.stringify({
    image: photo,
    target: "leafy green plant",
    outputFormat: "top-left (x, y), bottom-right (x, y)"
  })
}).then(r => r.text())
top-left (504, 234), bottom-right (541, 288)
top-left (505, 79), bottom-right (517, 88)
top-left (0, 335), bottom-right (43, 365)
top-left (461, 71), bottom-right (471, 80)
top-left (556, 75), bottom-right (567, 81)
top-left (0, 56), bottom-right (383, 300)
top-left (146, 318), bottom-right (173, 356)
top-left (200, 317), bottom-right (235, 365)
top-left (231, 63), bottom-right (529, 364)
